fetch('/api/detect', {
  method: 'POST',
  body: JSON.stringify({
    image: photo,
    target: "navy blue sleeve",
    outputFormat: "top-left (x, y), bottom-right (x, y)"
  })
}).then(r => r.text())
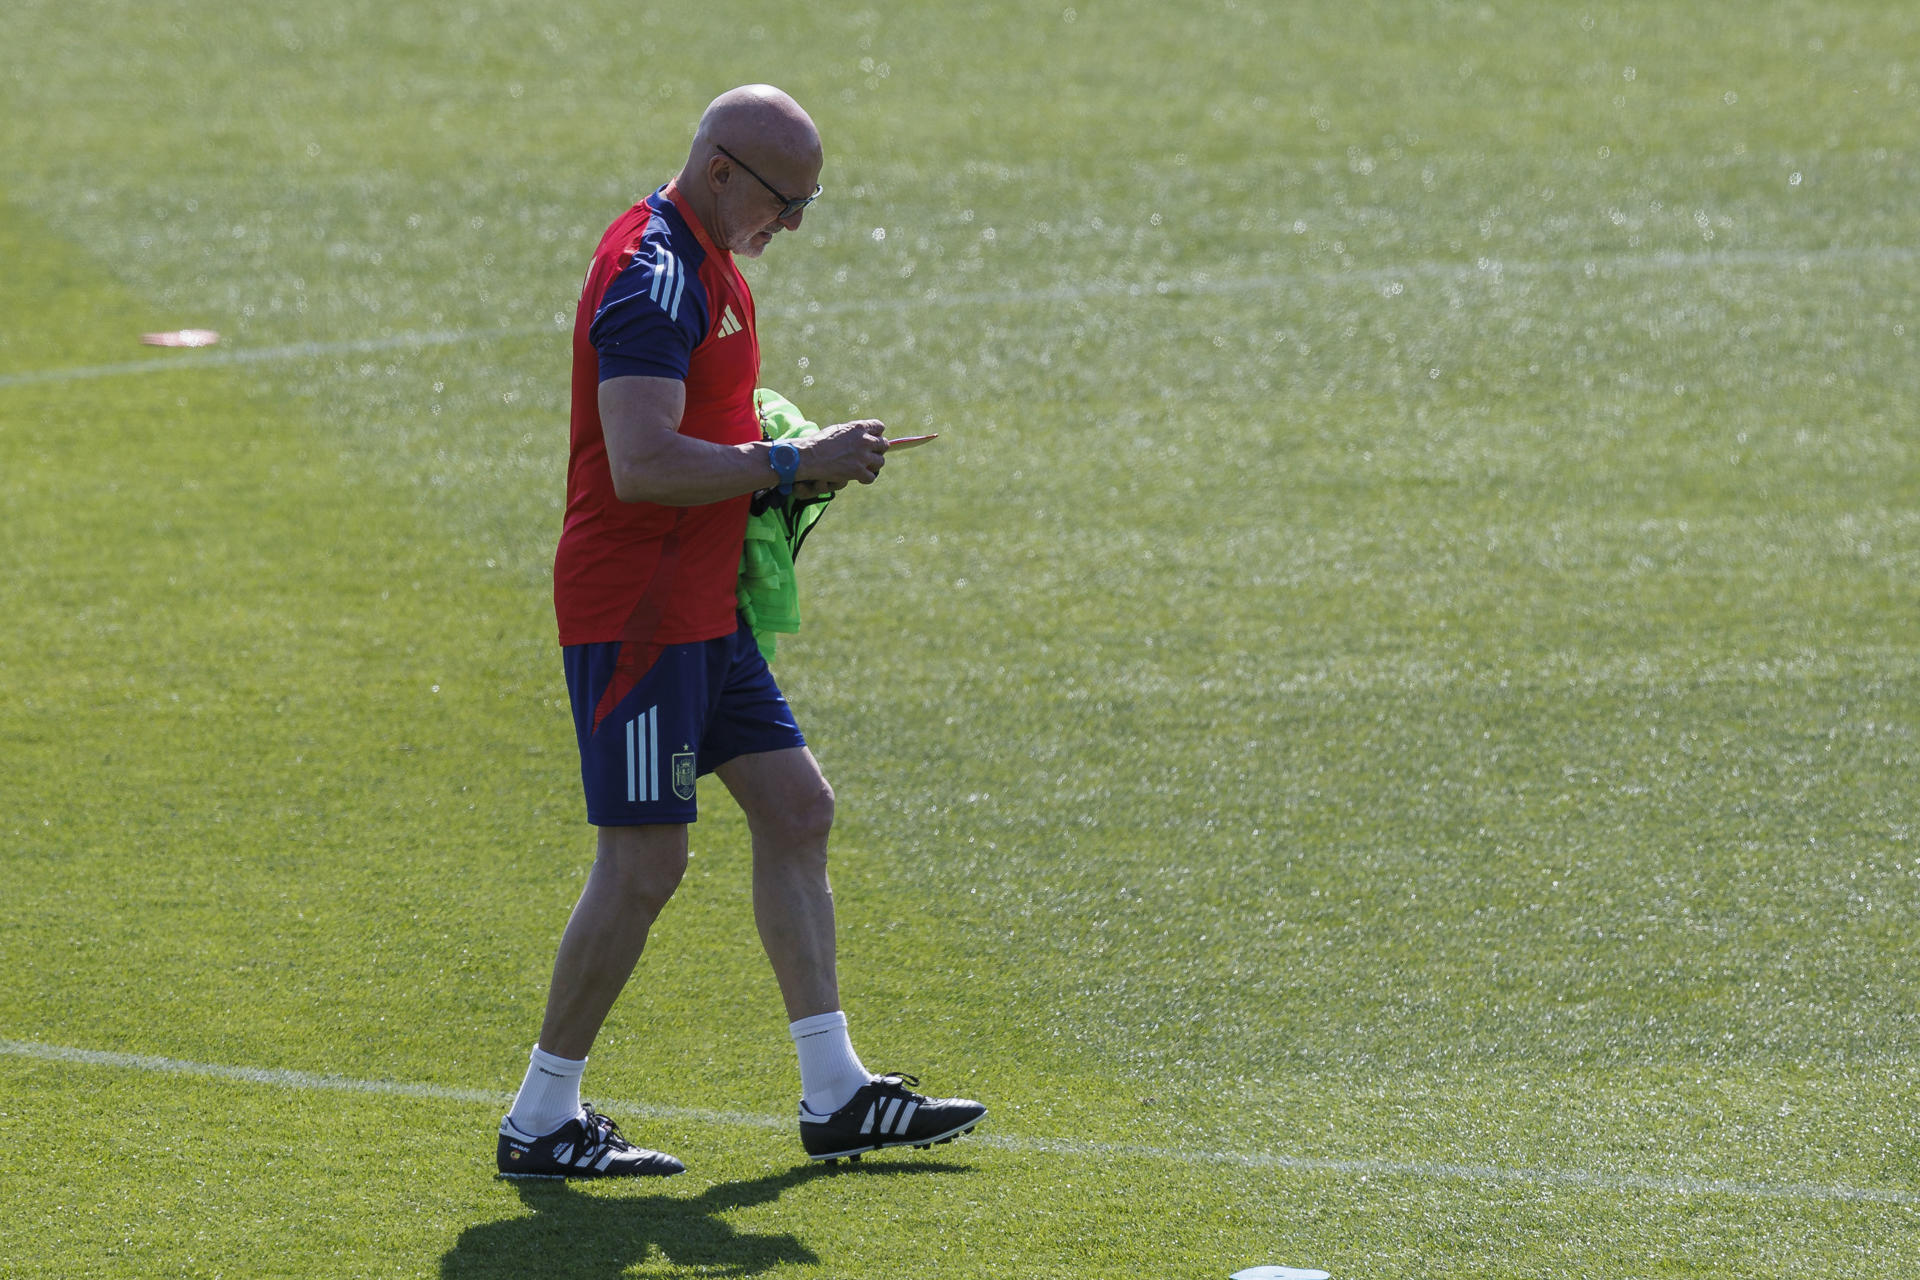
top-left (589, 241), bottom-right (708, 382)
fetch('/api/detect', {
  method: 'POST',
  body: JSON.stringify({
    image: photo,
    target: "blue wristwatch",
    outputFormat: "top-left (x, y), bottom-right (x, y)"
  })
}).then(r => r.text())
top-left (768, 441), bottom-right (800, 496)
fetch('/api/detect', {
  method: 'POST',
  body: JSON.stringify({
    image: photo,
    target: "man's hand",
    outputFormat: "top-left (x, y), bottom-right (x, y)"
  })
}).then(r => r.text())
top-left (797, 420), bottom-right (889, 485)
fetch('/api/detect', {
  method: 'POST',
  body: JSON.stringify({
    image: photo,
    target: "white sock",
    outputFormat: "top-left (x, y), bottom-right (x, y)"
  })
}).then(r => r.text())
top-left (790, 1010), bottom-right (873, 1116)
top-left (505, 1045), bottom-right (587, 1137)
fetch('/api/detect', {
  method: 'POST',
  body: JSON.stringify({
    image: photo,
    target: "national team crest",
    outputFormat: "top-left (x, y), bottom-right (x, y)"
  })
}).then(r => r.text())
top-left (671, 752), bottom-right (696, 801)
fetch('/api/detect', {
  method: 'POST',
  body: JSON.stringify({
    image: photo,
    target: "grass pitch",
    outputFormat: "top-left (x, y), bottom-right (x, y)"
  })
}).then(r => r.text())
top-left (3, 2), bottom-right (1917, 1276)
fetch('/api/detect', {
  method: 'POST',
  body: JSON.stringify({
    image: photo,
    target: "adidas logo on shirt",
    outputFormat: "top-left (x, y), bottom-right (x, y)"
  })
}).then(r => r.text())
top-left (717, 304), bottom-right (743, 338)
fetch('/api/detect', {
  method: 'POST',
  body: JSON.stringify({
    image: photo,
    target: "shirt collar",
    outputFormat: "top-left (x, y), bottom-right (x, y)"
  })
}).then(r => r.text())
top-left (659, 180), bottom-right (726, 260)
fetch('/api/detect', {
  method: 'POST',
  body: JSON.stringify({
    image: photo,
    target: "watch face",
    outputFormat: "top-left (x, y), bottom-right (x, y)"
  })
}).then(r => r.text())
top-left (770, 442), bottom-right (800, 488)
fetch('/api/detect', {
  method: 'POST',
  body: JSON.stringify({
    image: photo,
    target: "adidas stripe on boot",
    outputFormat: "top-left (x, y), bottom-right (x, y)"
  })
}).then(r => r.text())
top-left (799, 1072), bottom-right (986, 1163)
top-left (496, 1104), bottom-right (685, 1179)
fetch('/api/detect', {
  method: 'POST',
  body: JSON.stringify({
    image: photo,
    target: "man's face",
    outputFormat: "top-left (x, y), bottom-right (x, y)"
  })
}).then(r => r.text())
top-left (713, 149), bottom-right (822, 258)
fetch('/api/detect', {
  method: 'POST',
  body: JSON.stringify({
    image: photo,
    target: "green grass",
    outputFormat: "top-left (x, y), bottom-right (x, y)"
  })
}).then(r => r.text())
top-left (3, 1), bottom-right (1918, 1276)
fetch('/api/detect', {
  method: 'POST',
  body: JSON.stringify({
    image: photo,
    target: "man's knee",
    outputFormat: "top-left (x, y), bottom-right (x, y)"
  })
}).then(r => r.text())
top-left (760, 778), bottom-right (835, 853)
top-left (594, 827), bottom-right (689, 918)
top-left (793, 779), bottom-right (835, 845)
top-left (718, 748), bottom-right (836, 853)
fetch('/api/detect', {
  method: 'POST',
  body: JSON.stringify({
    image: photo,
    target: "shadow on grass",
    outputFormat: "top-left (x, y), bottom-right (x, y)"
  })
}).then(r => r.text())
top-left (441, 1160), bottom-right (972, 1279)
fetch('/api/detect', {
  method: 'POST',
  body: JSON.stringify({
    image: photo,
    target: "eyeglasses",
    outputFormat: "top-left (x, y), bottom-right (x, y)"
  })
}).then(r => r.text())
top-left (715, 144), bottom-right (822, 221)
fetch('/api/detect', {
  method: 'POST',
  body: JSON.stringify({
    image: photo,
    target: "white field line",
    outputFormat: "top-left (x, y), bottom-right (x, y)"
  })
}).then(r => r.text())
top-left (1, 244), bottom-right (1912, 392)
top-left (3, 1037), bottom-right (1911, 1206)
top-left (790, 243), bottom-right (1919, 316)
top-left (0, 325), bottom-right (550, 390)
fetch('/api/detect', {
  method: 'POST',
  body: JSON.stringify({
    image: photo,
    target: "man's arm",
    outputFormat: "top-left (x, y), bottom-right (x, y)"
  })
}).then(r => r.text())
top-left (600, 375), bottom-right (890, 506)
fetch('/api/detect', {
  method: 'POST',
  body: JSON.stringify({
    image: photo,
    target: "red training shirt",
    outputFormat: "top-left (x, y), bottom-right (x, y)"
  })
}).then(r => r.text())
top-left (554, 182), bottom-right (762, 648)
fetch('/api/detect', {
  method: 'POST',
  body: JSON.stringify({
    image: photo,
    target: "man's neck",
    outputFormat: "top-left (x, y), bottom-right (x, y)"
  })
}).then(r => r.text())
top-left (662, 175), bottom-right (725, 255)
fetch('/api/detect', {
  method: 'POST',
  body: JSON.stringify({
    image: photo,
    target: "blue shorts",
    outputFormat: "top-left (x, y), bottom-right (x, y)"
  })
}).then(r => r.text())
top-left (563, 618), bottom-right (806, 827)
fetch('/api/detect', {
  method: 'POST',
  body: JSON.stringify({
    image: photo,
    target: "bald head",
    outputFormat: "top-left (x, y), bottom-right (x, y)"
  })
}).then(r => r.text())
top-left (690, 84), bottom-right (821, 171)
top-left (674, 85), bottom-right (823, 257)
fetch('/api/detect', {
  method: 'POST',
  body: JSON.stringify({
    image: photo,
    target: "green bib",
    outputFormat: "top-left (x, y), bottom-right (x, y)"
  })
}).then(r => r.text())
top-left (737, 388), bottom-right (834, 662)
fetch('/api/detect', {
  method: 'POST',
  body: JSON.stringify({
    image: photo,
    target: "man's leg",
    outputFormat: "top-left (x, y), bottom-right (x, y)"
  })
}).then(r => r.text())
top-left (714, 746), bottom-right (838, 1020)
top-left (496, 823), bottom-right (690, 1177)
top-left (715, 747), bottom-right (873, 1114)
top-left (717, 745), bottom-right (988, 1160)
top-left (536, 822), bottom-right (690, 1059)
top-left (506, 824), bottom-right (687, 1134)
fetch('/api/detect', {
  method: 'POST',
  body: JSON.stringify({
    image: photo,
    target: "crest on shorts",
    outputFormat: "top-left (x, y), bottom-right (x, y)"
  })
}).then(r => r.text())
top-left (671, 751), bottom-right (696, 801)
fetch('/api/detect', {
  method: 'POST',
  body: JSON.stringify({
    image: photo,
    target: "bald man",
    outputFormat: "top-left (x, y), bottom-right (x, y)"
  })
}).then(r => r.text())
top-left (495, 86), bottom-right (986, 1180)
